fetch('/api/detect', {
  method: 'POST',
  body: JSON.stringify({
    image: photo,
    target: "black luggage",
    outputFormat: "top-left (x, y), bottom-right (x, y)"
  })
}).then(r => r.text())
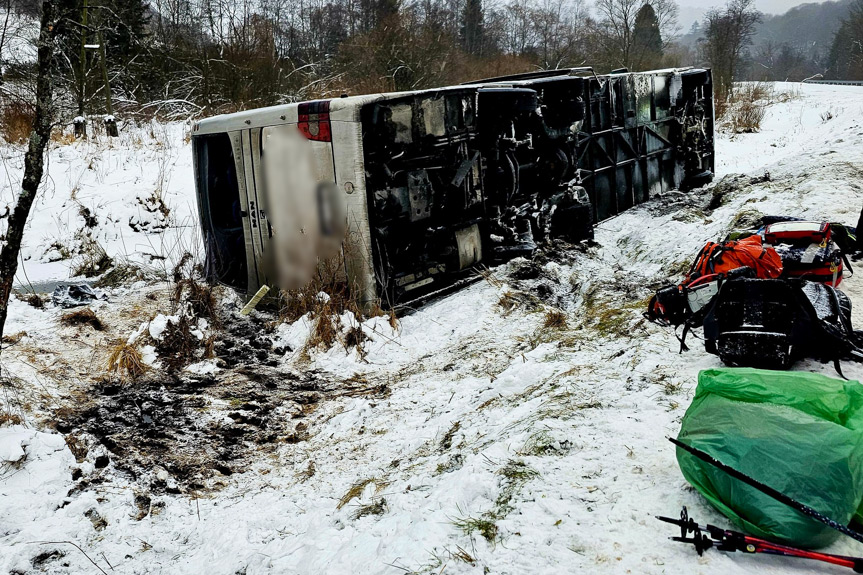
top-left (702, 278), bottom-right (862, 371)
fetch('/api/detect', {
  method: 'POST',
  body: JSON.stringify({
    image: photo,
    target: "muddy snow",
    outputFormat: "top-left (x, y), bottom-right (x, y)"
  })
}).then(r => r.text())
top-left (2, 82), bottom-right (863, 574)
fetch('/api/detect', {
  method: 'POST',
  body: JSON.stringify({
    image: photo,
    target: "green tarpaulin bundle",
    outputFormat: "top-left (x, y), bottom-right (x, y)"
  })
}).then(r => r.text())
top-left (676, 367), bottom-right (863, 548)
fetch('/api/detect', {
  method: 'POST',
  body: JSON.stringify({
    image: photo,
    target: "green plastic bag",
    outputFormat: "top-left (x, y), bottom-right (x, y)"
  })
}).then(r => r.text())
top-left (676, 367), bottom-right (863, 548)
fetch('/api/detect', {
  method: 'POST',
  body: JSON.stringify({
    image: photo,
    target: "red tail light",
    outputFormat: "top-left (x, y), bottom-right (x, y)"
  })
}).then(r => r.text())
top-left (298, 100), bottom-right (332, 142)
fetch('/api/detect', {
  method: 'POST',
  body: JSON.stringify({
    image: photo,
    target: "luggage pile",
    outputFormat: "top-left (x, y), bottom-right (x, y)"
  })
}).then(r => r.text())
top-left (646, 217), bottom-right (863, 373)
top-left (652, 215), bottom-right (863, 571)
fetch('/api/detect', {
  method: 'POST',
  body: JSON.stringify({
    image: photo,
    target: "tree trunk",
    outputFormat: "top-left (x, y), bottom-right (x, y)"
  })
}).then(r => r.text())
top-left (75, 0), bottom-right (87, 138)
top-left (0, 0), bottom-right (56, 346)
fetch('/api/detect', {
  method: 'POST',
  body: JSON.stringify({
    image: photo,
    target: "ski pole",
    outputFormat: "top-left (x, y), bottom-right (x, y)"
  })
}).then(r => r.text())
top-left (669, 436), bottom-right (863, 545)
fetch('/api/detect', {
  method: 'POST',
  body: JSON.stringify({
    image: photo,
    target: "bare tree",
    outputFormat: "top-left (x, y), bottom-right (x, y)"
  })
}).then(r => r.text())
top-left (0, 0), bottom-right (57, 344)
top-left (701, 0), bottom-right (760, 98)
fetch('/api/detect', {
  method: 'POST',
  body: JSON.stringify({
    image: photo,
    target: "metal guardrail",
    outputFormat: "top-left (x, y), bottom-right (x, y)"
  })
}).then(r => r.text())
top-left (802, 79), bottom-right (863, 86)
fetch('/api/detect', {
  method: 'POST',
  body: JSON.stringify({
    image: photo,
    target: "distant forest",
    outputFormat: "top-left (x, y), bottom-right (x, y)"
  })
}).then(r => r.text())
top-left (0, 0), bottom-right (861, 118)
top-left (681, 0), bottom-right (863, 82)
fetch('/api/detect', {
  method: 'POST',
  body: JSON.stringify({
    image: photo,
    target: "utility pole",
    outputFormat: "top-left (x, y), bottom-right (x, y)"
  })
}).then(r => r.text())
top-left (97, 30), bottom-right (117, 136)
top-left (74, 0), bottom-right (88, 138)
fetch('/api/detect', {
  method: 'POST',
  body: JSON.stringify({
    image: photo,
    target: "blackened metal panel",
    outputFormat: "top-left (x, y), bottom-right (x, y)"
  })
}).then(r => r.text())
top-left (594, 171), bottom-right (614, 222)
top-left (616, 165), bottom-right (633, 212)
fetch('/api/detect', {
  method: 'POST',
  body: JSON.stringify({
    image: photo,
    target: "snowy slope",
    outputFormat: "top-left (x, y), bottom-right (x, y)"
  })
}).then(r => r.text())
top-left (3, 121), bottom-right (196, 287)
top-left (2, 83), bottom-right (863, 575)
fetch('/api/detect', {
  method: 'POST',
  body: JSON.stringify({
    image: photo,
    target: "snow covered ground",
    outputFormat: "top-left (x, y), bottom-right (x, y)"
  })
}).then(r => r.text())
top-left (2, 82), bottom-right (863, 575)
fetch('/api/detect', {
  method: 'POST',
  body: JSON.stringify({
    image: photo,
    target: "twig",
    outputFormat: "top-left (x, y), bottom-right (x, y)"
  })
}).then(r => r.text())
top-left (99, 551), bottom-right (114, 571)
top-left (36, 541), bottom-right (108, 575)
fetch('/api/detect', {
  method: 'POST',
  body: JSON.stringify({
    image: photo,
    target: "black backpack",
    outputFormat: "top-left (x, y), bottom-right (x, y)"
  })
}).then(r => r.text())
top-left (702, 277), bottom-right (863, 374)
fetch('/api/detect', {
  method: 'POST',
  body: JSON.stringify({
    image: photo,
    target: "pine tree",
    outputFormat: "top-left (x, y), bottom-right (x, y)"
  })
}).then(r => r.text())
top-left (631, 3), bottom-right (663, 70)
top-left (827, 0), bottom-right (863, 80)
top-left (461, 0), bottom-right (484, 56)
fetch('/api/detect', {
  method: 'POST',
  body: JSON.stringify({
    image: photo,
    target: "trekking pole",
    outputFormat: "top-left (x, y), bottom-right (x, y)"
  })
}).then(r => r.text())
top-left (658, 507), bottom-right (863, 572)
top-left (669, 437), bottom-right (863, 545)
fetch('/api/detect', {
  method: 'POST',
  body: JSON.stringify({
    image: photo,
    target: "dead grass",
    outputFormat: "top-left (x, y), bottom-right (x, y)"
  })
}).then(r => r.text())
top-left (519, 430), bottom-right (570, 456)
top-left (174, 279), bottom-right (219, 325)
top-left (498, 290), bottom-right (543, 315)
top-left (543, 309), bottom-right (568, 329)
top-left (306, 304), bottom-right (341, 351)
top-left (724, 82), bottom-right (796, 134)
top-left (296, 461), bottom-right (316, 482)
top-left (0, 99), bottom-right (33, 144)
top-left (580, 288), bottom-right (650, 338)
top-left (281, 256), bottom-right (396, 356)
top-left (337, 477), bottom-right (385, 509)
top-left (476, 265), bottom-right (503, 288)
top-left (16, 292), bottom-right (44, 308)
top-left (280, 256), bottom-right (356, 323)
top-left (342, 323), bottom-right (369, 360)
top-left (156, 315), bottom-right (199, 371)
top-left (451, 459), bottom-right (539, 545)
top-left (351, 498), bottom-right (387, 520)
top-left (60, 308), bottom-right (104, 331)
top-left (1, 331), bottom-right (27, 345)
top-left (439, 421), bottom-right (461, 451)
top-left (449, 545), bottom-right (476, 565)
top-left (94, 262), bottom-right (151, 289)
top-left (495, 459), bottom-right (539, 515)
top-left (203, 334), bottom-right (216, 359)
top-left (105, 341), bottom-right (146, 380)
top-left (51, 129), bottom-right (76, 145)
top-left (0, 412), bottom-right (23, 426)
top-left (731, 100), bottom-right (766, 133)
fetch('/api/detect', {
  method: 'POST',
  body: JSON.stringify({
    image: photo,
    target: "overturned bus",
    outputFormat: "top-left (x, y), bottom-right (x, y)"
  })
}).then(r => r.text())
top-left (192, 67), bottom-right (714, 306)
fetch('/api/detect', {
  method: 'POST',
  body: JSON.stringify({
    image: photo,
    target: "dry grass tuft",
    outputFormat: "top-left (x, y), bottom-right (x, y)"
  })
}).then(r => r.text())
top-left (0, 99), bottom-right (34, 144)
top-left (1, 331), bottom-right (27, 345)
top-left (338, 478), bottom-right (378, 509)
top-left (174, 278), bottom-right (219, 325)
top-left (60, 308), bottom-right (104, 330)
top-left (94, 262), bottom-right (150, 288)
top-left (280, 256), bottom-right (355, 322)
top-left (476, 265), bottom-right (503, 288)
top-left (440, 421), bottom-right (461, 451)
top-left (450, 545), bottom-right (476, 565)
top-left (351, 498), bottom-right (387, 520)
top-left (498, 290), bottom-right (543, 315)
top-left (105, 341), bottom-right (146, 380)
top-left (0, 412), bottom-right (23, 426)
top-left (543, 309), bottom-right (568, 329)
top-left (725, 82), bottom-right (775, 134)
top-left (203, 334), bottom-right (217, 359)
top-left (279, 255), bottom-right (399, 356)
top-left (343, 324), bottom-right (369, 358)
top-left (16, 292), bottom-right (44, 308)
top-left (307, 304), bottom-right (341, 350)
top-left (172, 252), bottom-right (194, 283)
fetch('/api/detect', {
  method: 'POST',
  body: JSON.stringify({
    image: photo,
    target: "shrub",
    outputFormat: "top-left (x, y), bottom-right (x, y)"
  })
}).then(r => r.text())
top-left (0, 100), bottom-right (34, 144)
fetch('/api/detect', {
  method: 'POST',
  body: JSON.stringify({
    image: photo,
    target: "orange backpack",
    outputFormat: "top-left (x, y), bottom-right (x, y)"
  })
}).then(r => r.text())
top-left (685, 235), bottom-right (782, 287)
top-left (646, 235), bottom-right (783, 327)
